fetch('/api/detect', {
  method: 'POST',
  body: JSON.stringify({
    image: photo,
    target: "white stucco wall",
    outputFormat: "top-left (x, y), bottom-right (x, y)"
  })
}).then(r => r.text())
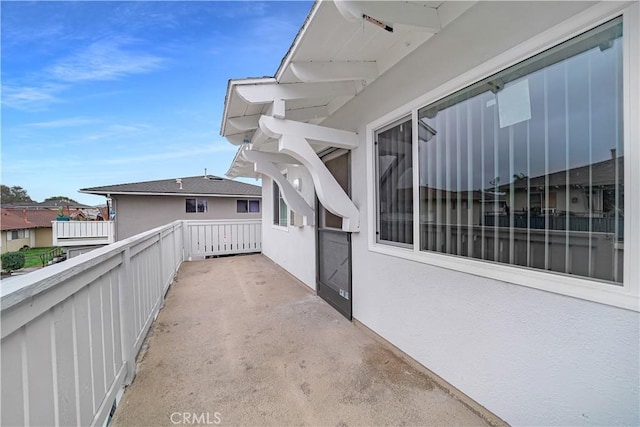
top-left (261, 169), bottom-right (316, 290)
top-left (315, 1), bottom-right (639, 425)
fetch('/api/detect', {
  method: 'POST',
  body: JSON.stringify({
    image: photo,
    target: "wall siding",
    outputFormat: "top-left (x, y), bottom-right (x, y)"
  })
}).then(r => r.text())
top-left (261, 172), bottom-right (316, 290)
top-left (113, 195), bottom-right (260, 240)
top-left (307, 1), bottom-right (638, 425)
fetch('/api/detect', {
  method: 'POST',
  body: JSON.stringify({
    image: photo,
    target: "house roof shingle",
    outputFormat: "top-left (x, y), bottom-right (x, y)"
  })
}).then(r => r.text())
top-left (1, 208), bottom-right (62, 231)
top-left (80, 175), bottom-right (261, 197)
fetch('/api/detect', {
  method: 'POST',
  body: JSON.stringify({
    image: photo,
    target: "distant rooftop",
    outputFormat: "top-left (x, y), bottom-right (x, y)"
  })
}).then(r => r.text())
top-left (80, 175), bottom-right (261, 197)
top-left (1, 200), bottom-right (94, 209)
top-left (0, 208), bottom-right (61, 230)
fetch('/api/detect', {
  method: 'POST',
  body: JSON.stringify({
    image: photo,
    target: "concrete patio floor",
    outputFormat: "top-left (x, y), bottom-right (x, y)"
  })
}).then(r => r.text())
top-left (112, 254), bottom-right (498, 426)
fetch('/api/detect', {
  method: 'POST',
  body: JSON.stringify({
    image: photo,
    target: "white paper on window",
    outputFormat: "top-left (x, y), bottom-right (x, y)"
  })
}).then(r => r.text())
top-left (497, 79), bottom-right (532, 128)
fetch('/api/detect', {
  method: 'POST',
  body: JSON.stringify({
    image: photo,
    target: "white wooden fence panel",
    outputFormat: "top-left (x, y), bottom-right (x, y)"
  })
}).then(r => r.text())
top-left (185, 220), bottom-right (261, 258)
top-left (1, 221), bottom-right (185, 427)
top-left (52, 221), bottom-right (116, 246)
top-left (1, 219), bottom-right (261, 426)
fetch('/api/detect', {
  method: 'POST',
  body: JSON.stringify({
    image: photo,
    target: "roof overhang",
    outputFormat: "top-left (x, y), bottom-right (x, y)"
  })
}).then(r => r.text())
top-left (220, 1), bottom-right (476, 231)
top-left (221, 1), bottom-right (475, 155)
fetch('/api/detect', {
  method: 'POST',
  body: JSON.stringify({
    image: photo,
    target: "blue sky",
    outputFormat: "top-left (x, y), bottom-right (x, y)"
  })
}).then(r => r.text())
top-left (1, 1), bottom-right (312, 205)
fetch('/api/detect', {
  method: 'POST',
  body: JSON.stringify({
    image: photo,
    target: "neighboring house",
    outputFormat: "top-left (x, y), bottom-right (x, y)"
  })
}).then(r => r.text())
top-left (80, 175), bottom-right (261, 240)
top-left (220, 2), bottom-right (639, 425)
top-left (0, 208), bottom-right (58, 253)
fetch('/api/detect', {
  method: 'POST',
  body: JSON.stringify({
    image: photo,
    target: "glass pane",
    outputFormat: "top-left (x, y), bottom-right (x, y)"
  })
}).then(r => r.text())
top-left (376, 117), bottom-right (413, 244)
top-left (272, 182), bottom-right (280, 225)
top-left (197, 199), bottom-right (207, 213)
top-left (249, 200), bottom-right (260, 213)
top-left (185, 198), bottom-right (196, 213)
top-left (237, 200), bottom-right (248, 213)
top-left (418, 17), bottom-right (623, 284)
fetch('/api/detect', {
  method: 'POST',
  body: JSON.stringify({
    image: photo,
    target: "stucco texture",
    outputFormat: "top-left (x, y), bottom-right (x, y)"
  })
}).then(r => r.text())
top-left (112, 195), bottom-right (260, 240)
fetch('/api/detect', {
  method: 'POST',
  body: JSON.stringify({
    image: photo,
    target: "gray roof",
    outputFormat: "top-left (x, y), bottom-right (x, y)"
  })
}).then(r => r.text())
top-left (81, 175), bottom-right (261, 197)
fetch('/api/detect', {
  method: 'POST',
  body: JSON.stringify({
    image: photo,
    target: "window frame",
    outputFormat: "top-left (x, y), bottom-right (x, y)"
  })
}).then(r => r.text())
top-left (185, 198), bottom-right (208, 213)
top-left (237, 199), bottom-right (260, 214)
top-left (365, 2), bottom-right (639, 311)
top-left (272, 174), bottom-right (289, 230)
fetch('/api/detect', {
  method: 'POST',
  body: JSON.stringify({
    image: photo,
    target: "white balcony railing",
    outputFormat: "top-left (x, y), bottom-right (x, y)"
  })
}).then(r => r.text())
top-left (52, 220), bottom-right (116, 246)
top-left (0, 219), bottom-right (261, 426)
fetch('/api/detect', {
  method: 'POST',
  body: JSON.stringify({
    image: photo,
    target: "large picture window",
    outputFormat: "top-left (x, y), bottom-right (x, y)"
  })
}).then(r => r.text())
top-left (415, 17), bottom-right (623, 283)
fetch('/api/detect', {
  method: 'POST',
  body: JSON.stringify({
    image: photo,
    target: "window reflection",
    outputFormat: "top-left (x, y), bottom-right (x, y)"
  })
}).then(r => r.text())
top-left (417, 18), bottom-right (623, 283)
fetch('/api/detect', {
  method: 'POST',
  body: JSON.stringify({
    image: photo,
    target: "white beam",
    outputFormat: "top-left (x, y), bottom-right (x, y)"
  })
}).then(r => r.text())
top-left (279, 135), bottom-right (359, 232)
top-left (243, 150), bottom-right (315, 225)
top-left (290, 61), bottom-right (378, 83)
top-left (235, 81), bottom-right (357, 104)
top-left (259, 115), bottom-right (357, 149)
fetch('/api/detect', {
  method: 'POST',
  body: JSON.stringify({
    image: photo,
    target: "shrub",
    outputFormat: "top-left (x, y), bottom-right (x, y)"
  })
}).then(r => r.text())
top-left (2, 252), bottom-right (25, 273)
top-left (19, 245), bottom-right (30, 252)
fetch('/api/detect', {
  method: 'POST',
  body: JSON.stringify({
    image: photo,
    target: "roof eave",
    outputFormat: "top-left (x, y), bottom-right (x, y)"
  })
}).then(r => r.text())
top-left (274, 0), bottom-right (321, 82)
top-left (220, 77), bottom-right (277, 137)
top-left (79, 190), bottom-right (260, 198)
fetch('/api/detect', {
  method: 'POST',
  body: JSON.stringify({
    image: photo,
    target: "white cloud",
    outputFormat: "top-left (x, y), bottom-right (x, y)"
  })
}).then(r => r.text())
top-left (48, 37), bottom-right (166, 82)
top-left (1, 84), bottom-right (64, 111)
top-left (28, 117), bottom-right (101, 128)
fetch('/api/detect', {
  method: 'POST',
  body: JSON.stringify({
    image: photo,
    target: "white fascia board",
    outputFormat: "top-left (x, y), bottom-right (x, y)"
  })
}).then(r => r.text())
top-left (235, 81), bottom-right (358, 104)
top-left (290, 61), bottom-right (378, 83)
top-left (259, 115), bottom-right (358, 149)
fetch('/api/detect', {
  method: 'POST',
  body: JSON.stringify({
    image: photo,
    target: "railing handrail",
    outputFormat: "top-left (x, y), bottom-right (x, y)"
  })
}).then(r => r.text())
top-left (1, 220), bottom-right (182, 312)
top-left (0, 218), bottom-right (262, 427)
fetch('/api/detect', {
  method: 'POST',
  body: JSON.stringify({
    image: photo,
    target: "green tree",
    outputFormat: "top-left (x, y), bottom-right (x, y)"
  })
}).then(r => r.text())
top-left (44, 196), bottom-right (79, 203)
top-left (0, 185), bottom-right (33, 203)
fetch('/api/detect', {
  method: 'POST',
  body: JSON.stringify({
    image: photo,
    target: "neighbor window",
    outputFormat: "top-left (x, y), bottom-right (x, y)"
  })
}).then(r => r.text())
top-left (186, 198), bottom-right (207, 213)
top-left (272, 179), bottom-right (288, 227)
top-left (7, 229), bottom-right (29, 241)
top-left (237, 199), bottom-right (260, 213)
top-left (377, 17), bottom-right (624, 284)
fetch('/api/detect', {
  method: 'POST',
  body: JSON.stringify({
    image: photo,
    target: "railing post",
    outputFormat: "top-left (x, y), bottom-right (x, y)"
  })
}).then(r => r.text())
top-left (183, 221), bottom-right (191, 261)
top-left (118, 247), bottom-right (136, 385)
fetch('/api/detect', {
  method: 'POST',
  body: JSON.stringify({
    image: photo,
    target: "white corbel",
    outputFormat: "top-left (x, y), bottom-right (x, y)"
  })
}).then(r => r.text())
top-left (243, 150), bottom-right (315, 226)
top-left (278, 134), bottom-right (359, 232)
